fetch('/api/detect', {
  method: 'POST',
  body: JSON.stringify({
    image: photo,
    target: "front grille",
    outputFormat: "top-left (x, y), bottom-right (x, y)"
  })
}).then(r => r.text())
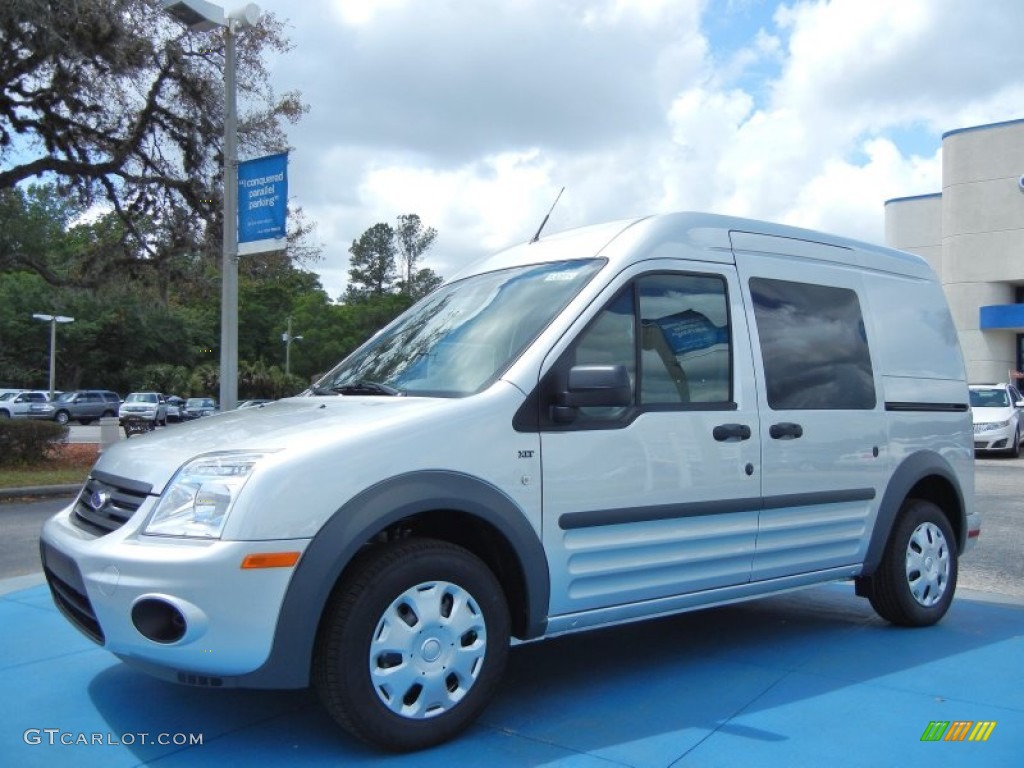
top-left (40, 541), bottom-right (104, 644)
top-left (72, 472), bottom-right (152, 536)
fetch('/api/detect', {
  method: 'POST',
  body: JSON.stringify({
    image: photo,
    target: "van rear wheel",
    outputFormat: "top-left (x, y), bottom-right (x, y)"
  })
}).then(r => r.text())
top-left (313, 538), bottom-right (509, 751)
top-left (865, 499), bottom-right (957, 627)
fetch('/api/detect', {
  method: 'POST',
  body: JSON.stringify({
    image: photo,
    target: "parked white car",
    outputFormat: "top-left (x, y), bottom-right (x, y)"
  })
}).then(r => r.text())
top-left (40, 212), bottom-right (978, 752)
top-left (119, 392), bottom-right (168, 427)
top-left (969, 383), bottom-right (1024, 456)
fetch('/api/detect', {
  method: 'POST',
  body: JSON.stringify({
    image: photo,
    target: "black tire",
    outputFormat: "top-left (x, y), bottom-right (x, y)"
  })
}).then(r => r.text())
top-left (314, 538), bottom-right (510, 752)
top-left (865, 499), bottom-right (958, 627)
top-left (1009, 427), bottom-right (1020, 458)
top-left (102, 410), bottom-right (116, 418)
top-left (54, 410), bottom-right (70, 425)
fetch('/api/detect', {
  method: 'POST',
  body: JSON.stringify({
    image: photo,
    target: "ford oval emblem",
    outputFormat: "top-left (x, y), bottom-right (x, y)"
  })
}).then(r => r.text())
top-left (89, 491), bottom-right (110, 510)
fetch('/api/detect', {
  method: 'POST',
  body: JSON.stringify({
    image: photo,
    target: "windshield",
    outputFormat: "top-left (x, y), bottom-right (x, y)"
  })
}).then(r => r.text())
top-left (126, 393), bottom-right (157, 403)
top-left (317, 259), bottom-right (603, 397)
top-left (970, 389), bottom-right (1010, 408)
top-left (0, 393), bottom-right (14, 401)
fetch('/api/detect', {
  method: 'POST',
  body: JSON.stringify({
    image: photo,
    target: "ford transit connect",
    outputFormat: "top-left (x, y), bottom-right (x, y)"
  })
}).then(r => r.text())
top-left (40, 212), bottom-right (977, 751)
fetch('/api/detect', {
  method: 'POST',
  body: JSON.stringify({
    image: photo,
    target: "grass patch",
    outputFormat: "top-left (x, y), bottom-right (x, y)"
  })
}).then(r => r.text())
top-left (0, 443), bottom-right (97, 489)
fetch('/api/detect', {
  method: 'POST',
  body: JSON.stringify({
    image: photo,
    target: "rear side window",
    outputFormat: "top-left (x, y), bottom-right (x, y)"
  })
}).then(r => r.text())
top-left (749, 277), bottom-right (875, 410)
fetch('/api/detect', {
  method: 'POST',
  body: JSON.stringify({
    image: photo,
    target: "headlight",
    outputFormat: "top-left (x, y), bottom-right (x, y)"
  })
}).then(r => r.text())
top-left (980, 420), bottom-right (1010, 430)
top-left (144, 453), bottom-right (265, 538)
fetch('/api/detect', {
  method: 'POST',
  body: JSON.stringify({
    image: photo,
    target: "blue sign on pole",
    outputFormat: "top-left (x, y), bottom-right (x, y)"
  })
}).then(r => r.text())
top-left (237, 152), bottom-right (288, 254)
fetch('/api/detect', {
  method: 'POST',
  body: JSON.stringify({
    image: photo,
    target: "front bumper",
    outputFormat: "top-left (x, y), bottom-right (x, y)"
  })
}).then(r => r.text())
top-left (973, 425), bottom-right (1014, 452)
top-left (119, 411), bottom-right (158, 423)
top-left (40, 497), bottom-right (309, 680)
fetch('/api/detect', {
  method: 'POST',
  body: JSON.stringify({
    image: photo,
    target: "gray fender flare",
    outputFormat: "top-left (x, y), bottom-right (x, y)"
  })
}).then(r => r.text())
top-left (861, 451), bottom-right (967, 575)
top-left (236, 470), bottom-right (550, 689)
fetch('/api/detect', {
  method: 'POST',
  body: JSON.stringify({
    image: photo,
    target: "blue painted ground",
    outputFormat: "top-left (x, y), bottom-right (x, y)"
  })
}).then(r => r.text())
top-left (2, 578), bottom-right (1021, 767)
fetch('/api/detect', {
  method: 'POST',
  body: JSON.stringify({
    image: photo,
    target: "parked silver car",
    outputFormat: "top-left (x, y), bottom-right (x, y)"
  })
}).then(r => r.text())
top-left (0, 391), bottom-right (51, 419)
top-left (182, 397), bottom-right (217, 419)
top-left (164, 396), bottom-right (186, 423)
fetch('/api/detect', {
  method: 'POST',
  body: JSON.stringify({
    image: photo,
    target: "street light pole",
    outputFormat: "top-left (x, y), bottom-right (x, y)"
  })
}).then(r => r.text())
top-left (32, 314), bottom-right (74, 400)
top-left (221, 15), bottom-right (239, 410)
top-left (162, 1), bottom-right (260, 411)
top-left (282, 315), bottom-right (302, 376)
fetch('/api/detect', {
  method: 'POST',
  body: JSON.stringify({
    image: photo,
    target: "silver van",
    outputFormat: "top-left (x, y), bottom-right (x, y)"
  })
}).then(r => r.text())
top-left (40, 213), bottom-right (977, 751)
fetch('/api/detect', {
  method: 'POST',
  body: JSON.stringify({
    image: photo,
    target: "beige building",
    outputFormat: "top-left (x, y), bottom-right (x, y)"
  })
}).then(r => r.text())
top-left (885, 118), bottom-right (1024, 384)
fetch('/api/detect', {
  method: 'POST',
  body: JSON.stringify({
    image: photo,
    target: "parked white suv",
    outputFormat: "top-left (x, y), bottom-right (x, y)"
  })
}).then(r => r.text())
top-left (969, 383), bottom-right (1024, 456)
top-left (119, 392), bottom-right (168, 427)
top-left (40, 213), bottom-right (978, 752)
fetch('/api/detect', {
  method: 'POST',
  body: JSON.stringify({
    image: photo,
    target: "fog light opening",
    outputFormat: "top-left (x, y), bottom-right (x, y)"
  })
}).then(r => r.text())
top-left (132, 598), bottom-right (187, 644)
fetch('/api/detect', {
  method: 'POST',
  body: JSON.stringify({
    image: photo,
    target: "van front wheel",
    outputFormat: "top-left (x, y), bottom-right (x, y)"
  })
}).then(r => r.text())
top-left (865, 499), bottom-right (957, 627)
top-left (314, 538), bottom-right (510, 752)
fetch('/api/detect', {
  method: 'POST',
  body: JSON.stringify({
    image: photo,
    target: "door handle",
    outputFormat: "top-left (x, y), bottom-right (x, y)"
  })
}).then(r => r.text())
top-left (713, 423), bottom-right (752, 442)
top-left (769, 422), bottom-right (803, 440)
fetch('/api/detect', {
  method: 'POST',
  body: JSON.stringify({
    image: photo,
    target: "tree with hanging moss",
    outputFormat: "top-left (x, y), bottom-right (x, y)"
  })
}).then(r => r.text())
top-left (0, 0), bottom-right (314, 285)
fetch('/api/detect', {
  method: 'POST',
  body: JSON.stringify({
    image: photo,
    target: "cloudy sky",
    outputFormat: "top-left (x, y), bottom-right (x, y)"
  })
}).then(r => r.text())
top-left (248, 0), bottom-right (1024, 298)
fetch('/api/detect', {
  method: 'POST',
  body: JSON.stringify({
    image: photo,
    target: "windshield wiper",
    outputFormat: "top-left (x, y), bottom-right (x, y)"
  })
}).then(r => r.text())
top-left (318, 381), bottom-right (405, 397)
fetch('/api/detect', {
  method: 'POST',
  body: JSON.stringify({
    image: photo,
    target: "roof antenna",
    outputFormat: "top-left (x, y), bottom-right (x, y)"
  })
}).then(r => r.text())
top-left (530, 186), bottom-right (564, 243)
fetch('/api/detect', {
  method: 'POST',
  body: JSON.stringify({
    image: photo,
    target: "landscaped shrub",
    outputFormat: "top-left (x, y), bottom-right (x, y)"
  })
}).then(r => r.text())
top-left (0, 420), bottom-right (69, 466)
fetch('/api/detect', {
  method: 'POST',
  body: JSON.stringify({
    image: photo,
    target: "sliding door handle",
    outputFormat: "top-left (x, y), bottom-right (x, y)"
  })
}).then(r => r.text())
top-left (769, 422), bottom-right (803, 440)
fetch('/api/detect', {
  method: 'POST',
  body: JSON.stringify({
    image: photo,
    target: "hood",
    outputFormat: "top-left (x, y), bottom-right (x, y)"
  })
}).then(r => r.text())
top-left (971, 405), bottom-right (1013, 424)
top-left (93, 396), bottom-right (445, 494)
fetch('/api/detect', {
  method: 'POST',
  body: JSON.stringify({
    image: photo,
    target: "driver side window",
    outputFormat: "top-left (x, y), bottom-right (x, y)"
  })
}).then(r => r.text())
top-left (565, 271), bottom-right (732, 424)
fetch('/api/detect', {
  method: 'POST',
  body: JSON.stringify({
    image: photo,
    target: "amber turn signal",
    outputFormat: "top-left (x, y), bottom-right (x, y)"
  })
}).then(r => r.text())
top-left (240, 552), bottom-right (301, 569)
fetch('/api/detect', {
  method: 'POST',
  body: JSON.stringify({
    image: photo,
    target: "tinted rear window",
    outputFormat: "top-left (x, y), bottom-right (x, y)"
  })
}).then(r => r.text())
top-left (750, 277), bottom-right (876, 410)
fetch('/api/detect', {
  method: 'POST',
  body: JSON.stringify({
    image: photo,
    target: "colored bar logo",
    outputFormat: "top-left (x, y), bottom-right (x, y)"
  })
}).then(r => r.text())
top-left (921, 721), bottom-right (996, 742)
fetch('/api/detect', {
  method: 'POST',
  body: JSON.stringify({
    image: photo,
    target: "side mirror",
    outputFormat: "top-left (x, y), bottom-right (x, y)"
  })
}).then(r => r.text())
top-left (561, 364), bottom-right (632, 408)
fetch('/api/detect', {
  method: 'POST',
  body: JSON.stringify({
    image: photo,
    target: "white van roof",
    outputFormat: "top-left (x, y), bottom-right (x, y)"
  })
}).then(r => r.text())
top-left (452, 212), bottom-right (933, 283)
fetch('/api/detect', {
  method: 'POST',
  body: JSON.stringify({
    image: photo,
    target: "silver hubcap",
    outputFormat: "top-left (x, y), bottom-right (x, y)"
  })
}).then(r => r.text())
top-left (905, 522), bottom-right (950, 607)
top-left (369, 581), bottom-right (487, 719)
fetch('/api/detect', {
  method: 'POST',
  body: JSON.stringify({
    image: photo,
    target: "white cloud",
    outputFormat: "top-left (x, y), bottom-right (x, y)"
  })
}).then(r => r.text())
top-left (328, 0), bottom-right (409, 27)
top-left (251, 0), bottom-right (1024, 298)
top-left (784, 137), bottom-right (942, 240)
